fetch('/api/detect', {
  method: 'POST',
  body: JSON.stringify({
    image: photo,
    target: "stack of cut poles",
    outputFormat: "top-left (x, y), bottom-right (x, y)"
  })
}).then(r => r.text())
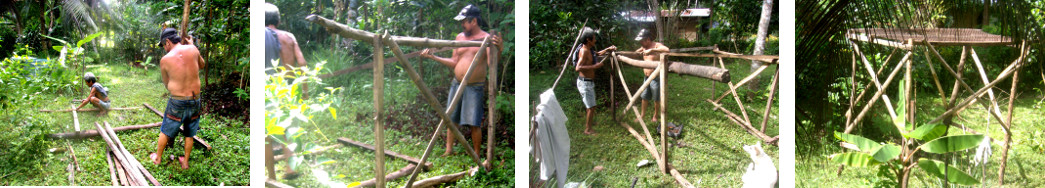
top-left (95, 121), bottom-right (161, 186)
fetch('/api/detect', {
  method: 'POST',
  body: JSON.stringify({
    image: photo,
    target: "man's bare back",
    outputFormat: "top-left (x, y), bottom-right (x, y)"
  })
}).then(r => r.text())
top-left (161, 44), bottom-right (204, 97)
top-left (273, 28), bottom-right (305, 68)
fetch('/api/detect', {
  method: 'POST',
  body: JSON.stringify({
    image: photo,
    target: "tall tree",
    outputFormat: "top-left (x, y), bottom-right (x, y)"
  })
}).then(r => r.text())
top-left (749, 0), bottom-right (773, 90)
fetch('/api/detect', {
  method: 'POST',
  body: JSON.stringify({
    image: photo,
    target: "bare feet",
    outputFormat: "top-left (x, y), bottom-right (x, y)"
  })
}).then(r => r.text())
top-left (482, 159), bottom-right (492, 169)
top-left (149, 152), bottom-right (160, 165)
top-left (178, 156), bottom-right (189, 170)
top-left (441, 150), bottom-right (455, 157)
top-left (583, 129), bottom-right (596, 135)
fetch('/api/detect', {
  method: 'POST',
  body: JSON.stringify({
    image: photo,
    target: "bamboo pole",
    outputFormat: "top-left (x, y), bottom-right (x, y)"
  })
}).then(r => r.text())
top-left (659, 53), bottom-right (668, 174)
top-left (713, 64), bottom-right (769, 103)
top-left (103, 122), bottom-right (161, 186)
top-left (999, 41), bottom-right (1027, 185)
top-left (927, 54), bottom-right (1024, 124)
top-left (844, 51), bottom-right (911, 133)
top-left (844, 48), bottom-right (898, 127)
top-left (337, 138), bottom-right (433, 170)
top-left (112, 151), bottom-right (130, 186)
top-left (708, 100), bottom-right (780, 145)
top-left (947, 47), bottom-right (969, 110)
top-left (760, 69), bottom-right (779, 132)
top-left (613, 55), bottom-right (662, 150)
top-left (851, 40), bottom-right (898, 118)
top-left (969, 48), bottom-right (1005, 121)
top-left (399, 37), bottom-right (490, 188)
top-left (925, 42), bottom-right (1021, 128)
top-left (71, 105), bottom-right (79, 132)
top-left (923, 49), bottom-right (948, 107)
top-left (621, 65), bottom-right (664, 112)
top-left (317, 48), bottom-right (452, 79)
top-left (94, 122), bottom-right (147, 185)
top-left (551, 19), bottom-right (588, 90)
top-left (410, 166), bottom-right (479, 188)
top-left (106, 149), bottom-right (118, 186)
top-left (486, 34), bottom-right (499, 167)
top-left (668, 165), bottom-right (695, 188)
top-left (305, 15), bottom-right (482, 48)
top-left (39, 107), bottom-right (141, 112)
top-left (372, 31), bottom-right (386, 188)
top-left (356, 164), bottom-right (418, 187)
top-left (49, 122), bottom-right (161, 139)
top-left (66, 142), bottom-right (80, 171)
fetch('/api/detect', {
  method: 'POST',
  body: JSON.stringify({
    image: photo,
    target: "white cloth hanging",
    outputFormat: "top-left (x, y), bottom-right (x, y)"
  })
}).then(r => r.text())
top-left (533, 89), bottom-right (570, 187)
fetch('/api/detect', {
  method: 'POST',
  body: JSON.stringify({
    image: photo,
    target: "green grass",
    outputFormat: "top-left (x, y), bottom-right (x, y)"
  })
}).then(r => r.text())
top-left (0, 63), bottom-right (249, 186)
top-left (528, 60), bottom-right (779, 187)
top-left (797, 93), bottom-right (1045, 187)
top-left (267, 49), bottom-right (514, 187)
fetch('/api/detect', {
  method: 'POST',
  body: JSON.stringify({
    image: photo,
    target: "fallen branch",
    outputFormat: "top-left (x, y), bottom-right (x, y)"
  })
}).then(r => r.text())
top-left (39, 107), bottom-right (141, 112)
top-left (143, 103), bottom-right (213, 150)
top-left (615, 55), bottom-right (731, 83)
top-left (356, 164), bottom-right (419, 187)
top-left (337, 138), bottom-right (433, 170)
top-left (411, 166), bottom-right (478, 188)
top-left (305, 15), bottom-right (482, 48)
top-left (48, 122), bottom-right (161, 139)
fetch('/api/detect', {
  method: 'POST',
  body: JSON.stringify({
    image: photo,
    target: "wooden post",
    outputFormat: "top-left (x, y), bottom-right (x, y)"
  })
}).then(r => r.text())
top-left (999, 41), bottom-right (1027, 185)
top-left (760, 69), bottom-right (779, 132)
top-left (105, 149), bottom-right (118, 186)
top-left (851, 40), bottom-right (898, 118)
top-left (486, 33), bottom-right (499, 167)
top-left (845, 51), bottom-right (911, 133)
top-left (551, 20), bottom-right (588, 90)
top-left (969, 48), bottom-right (1005, 120)
top-left (111, 151), bottom-right (129, 186)
top-left (94, 122), bottom-right (146, 185)
top-left (923, 49), bottom-right (948, 107)
top-left (305, 15), bottom-right (483, 48)
top-left (103, 122), bottom-right (161, 186)
top-left (372, 31), bottom-right (386, 188)
top-left (659, 54), bottom-right (668, 174)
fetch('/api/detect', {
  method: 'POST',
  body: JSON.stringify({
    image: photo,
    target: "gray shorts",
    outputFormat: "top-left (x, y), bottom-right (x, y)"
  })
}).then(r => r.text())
top-left (641, 77), bottom-right (660, 101)
top-left (447, 79), bottom-right (485, 127)
top-left (96, 100), bottom-right (111, 110)
top-left (577, 77), bottom-right (596, 108)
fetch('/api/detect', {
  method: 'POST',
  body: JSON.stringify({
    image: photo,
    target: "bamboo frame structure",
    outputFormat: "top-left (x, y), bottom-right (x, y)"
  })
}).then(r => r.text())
top-left (608, 46), bottom-right (779, 187)
top-left (843, 28), bottom-right (1028, 185)
top-left (297, 15), bottom-right (502, 187)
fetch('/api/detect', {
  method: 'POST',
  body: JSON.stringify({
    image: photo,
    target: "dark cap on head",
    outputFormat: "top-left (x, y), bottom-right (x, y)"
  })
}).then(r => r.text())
top-left (453, 4), bottom-right (481, 21)
top-left (635, 29), bottom-right (652, 41)
top-left (158, 28), bottom-right (179, 47)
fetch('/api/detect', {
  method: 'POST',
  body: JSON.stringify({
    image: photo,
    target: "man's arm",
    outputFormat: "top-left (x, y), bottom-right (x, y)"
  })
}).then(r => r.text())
top-left (643, 43), bottom-right (670, 54)
top-left (574, 48), bottom-right (603, 71)
top-left (76, 87), bottom-right (96, 110)
top-left (160, 57), bottom-right (170, 88)
top-left (421, 48), bottom-right (456, 68)
top-left (290, 34), bottom-right (306, 67)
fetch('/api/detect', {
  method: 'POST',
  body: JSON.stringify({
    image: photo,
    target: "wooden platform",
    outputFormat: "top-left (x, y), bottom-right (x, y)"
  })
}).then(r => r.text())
top-left (848, 28), bottom-right (1013, 47)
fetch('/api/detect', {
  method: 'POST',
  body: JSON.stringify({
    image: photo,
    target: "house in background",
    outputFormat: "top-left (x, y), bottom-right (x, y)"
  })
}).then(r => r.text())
top-left (620, 8), bottom-right (711, 41)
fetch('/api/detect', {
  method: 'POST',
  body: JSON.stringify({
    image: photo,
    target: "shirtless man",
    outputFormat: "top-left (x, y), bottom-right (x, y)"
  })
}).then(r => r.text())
top-left (263, 3), bottom-right (307, 96)
top-left (634, 29), bottom-right (670, 123)
top-left (262, 3), bottom-right (302, 179)
top-left (574, 27), bottom-right (615, 135)
top-left (149, 28), bottom-right (204, 170)
top-left (75, 72), bottom-right (111, 116)
top-left (419, 4), bottom-right (502, 157)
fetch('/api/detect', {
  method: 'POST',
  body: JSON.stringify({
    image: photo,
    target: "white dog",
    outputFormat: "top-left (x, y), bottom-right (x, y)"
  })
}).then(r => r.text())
top-left (742, 142), bottom-right (777, 188)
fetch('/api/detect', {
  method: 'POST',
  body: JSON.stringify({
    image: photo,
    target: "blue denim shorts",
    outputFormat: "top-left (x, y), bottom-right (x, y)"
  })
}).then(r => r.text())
top-left (641, 77), bottom-right (660, 101)
top-left (161, 98), bottom-right (201, 138)
top-left (447, 79), bottom-right (485, 127)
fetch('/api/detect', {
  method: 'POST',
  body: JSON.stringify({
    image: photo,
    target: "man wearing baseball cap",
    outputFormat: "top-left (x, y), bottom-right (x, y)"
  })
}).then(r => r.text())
top-left (150, 27), bottom-right (205, 170)
top-left (419, 4), bottom-right (502, 160)
top-left (633, 29), bottom-right (670, 123)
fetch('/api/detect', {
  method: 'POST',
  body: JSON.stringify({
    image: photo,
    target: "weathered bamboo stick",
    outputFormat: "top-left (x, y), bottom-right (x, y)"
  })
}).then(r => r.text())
top-left (615, 54), bottom-right (730, 82)
top-left (39, 107), bottom-right (141, 112)
top-left (612, 55), bottom-right (659, 147)
top-left (372, 31), bottom-right (387, 188)
top-left (273, 144), bottom-right (340, 162)
top-left (659, 54), bottom-right (668, 174)
top-left (106, 148), bottom-right (118, 186)
top-left (67, 160), bottom-right (74, 185)
top-left (71, 105), bottom-right (80, 132)
top-left (621, 65), bottom-right (664, 112)
top-left (356, 164), bottom-right (418, 187)
top-left (668, 164), bottom-right (695, 188)
top-left (923, 49), bottom-right (948, 107)
top-left (999, 41), bottom-right (1027, 185)
top-left (104, 122), bottom-right (161, 186)
top-left (618, 122), bottom-right (664, 170)
top-left (550, 19), bottom-right (588, 90)
top-left (726, 81), bottom-right (752, 124)
top-left (926, 43), bottom-right (1022, 128)
top-left (317, 48), bottom-right (452, 79)
top-left (337, 138), bottom-right (433, 170)
top-left (947, 46), bottom-right (969, 110)
top-left (305, 15), bottom-right (482, 48)
top-left (66, 142), bottom-right (81, 171)
top-left (760, 70), bottom-right (779, 132)
top-left (713, 64), bottom-right (769, 103)
top-left (969, 48), bottom-right (1005, 120)
top-left (927, 56), bottom-right (1024, 124)
top-left (143, 103), bottom-right (212, 150)
top-left (410, 166), bottom-right (479, 188)
top-left (486, 36), bottom-right (499, 167)
top-left (615, 51), bottom-right (779, 64)
top-left (709, 100), bottom-right (779, 145)
top-left (844, 51), bottom-right (911, 133)
top-left (394, 37), bottom-right (489, 188)
top-left (48, 122), bottom-right (161, 139)
top-left (851, 40), bottom-right (897, 118)
top-left (94, 122), bottom-right (147, 185)
top-left (112, 151), bottom-right (129, 186)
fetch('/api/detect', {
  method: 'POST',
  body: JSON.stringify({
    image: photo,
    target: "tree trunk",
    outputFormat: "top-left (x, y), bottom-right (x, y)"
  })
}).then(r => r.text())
top-left (749, 0), bottom-right (774, 91)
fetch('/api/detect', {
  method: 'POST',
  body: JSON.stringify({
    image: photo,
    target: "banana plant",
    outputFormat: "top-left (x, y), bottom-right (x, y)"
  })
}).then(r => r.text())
top-left (831, 77), bottom-right (985, 186)
top-left (42, 32), bottom-right (102, 68)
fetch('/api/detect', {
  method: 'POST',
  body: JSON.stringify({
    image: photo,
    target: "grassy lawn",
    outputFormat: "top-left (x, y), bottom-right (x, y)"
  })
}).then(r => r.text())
top-left (0, 63), bottom-right (249, 186)
top-left (528, 59), bottom-right (779, 187)
top-left (266, 48), bottom-right (514, 187)
top-left (797, 93), bottom-right (1045, 187)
